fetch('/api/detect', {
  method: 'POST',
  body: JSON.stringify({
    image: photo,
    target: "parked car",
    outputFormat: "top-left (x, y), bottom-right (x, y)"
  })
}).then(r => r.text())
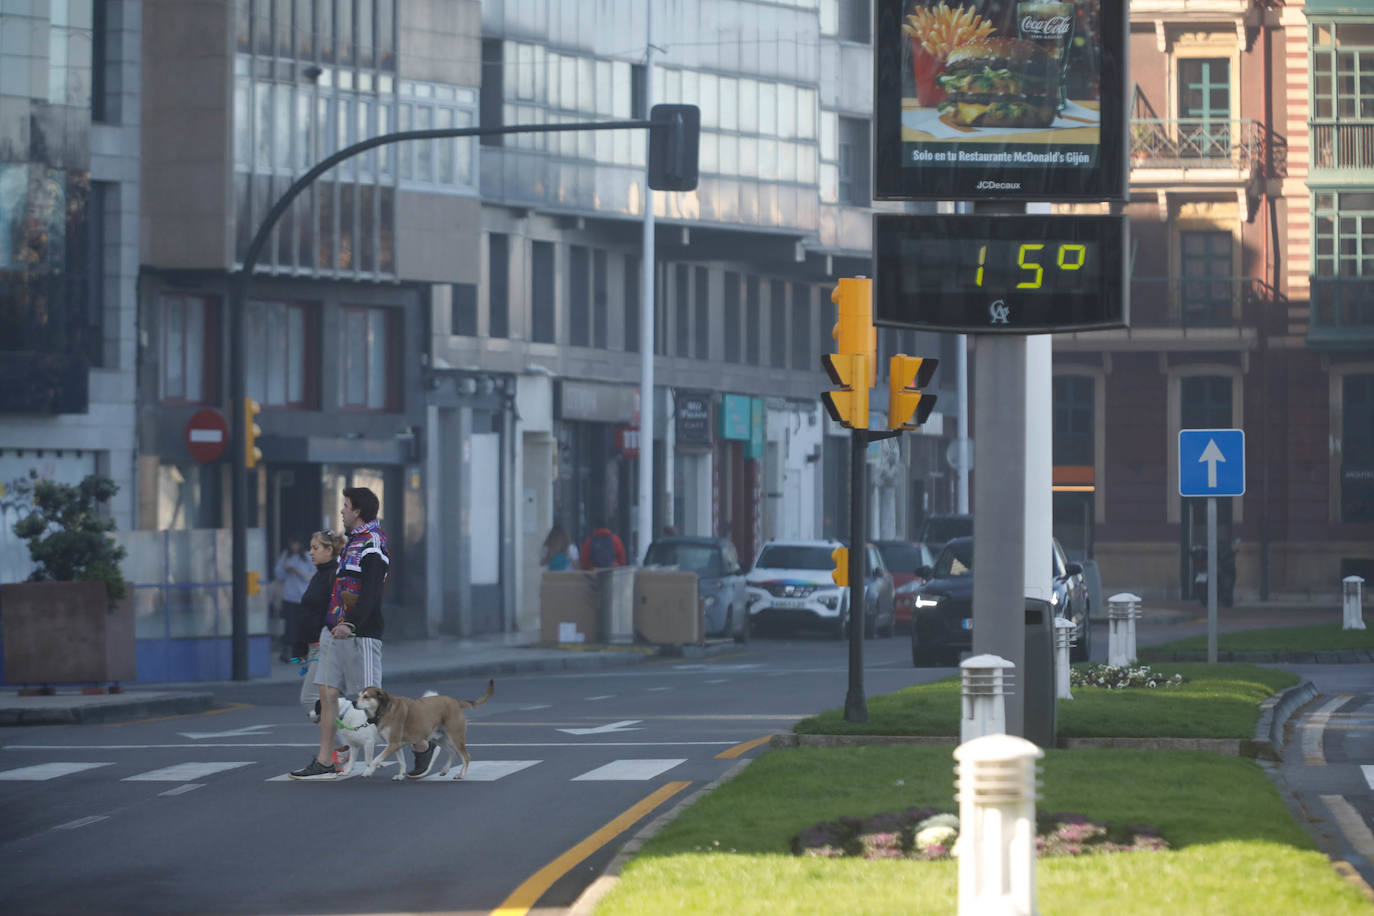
top-left (909, 536), bottom-right (1091, 666)
top-left (642, 536), bottom-right (749, 642)
top-left (875, 539), bottom-right (936, 633)
top-left (917, 513), bottom-right (972, 553)
top-left (745, 539), bottom-right (895, 639)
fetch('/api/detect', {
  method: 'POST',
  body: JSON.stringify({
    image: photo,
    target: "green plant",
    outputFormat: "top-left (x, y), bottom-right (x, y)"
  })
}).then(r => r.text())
top-left (1070, 663), bottom-right (1185, 689)
top-left (11, 472), bottom-right (127, 600)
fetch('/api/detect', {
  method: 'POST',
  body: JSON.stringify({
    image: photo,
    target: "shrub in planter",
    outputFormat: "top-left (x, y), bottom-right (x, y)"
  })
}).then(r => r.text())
top-left (11, 472), bottom-right (127, 602)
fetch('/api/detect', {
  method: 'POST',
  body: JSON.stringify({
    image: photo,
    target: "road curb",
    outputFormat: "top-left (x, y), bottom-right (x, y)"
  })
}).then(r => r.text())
top-left (1254, 678), bottom-right (1319, 760)
top-left (0, 691), bottom-right (216, 726)
top-left (1140, 650), bottom-right (1374, 664)
top-left (567, 755), bottom-right (758, 916)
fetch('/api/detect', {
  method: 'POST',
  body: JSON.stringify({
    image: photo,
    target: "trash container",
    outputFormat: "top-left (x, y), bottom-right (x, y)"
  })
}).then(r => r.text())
top-left (598, 567), bottom-right (636, 644)
top-left (1022, 597), bottom-right (1057, 749)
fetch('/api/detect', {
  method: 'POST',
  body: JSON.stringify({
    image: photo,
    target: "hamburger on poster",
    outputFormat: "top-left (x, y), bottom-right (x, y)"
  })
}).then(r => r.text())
top-left (936, 37), bottom-right (1058, 129)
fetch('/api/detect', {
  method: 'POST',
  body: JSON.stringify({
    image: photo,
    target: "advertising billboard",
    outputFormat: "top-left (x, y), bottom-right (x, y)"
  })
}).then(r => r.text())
top-left (873, 0), bottom-right (1127, 201)
top-left (873, 212), bottom-right (1128, 333)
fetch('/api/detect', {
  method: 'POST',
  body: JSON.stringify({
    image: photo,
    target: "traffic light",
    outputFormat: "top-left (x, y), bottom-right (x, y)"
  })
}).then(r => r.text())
top-left (888, 355), bottom-right (940, 430)
top-left (831, 547), bottom-right (848, 587)
top-left (244, 397), bottom-right (262, 468)
top-left (647, 104), bottom-right (700, 191)
top-left (246, 571), bottom-right (261, 596)
top-left (821, 277), bottom-right (875, 429)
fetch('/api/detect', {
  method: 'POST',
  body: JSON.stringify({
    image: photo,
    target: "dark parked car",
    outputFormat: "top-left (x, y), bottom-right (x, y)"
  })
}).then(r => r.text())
top-left (874, 539), bottom-right (936, 632)
top-left (642, 536), bottom-right (749, 642)
top-left (918, 513), bottom-right (972, 553)
top-left (909, 536), bottom-right (1091, 666)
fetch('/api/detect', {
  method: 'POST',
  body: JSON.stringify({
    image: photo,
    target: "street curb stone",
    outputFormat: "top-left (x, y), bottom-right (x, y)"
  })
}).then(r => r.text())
top-left (0, 691), bottom-right (216, 726)
top-left (1254, 678), bottom-right (1319, 760)
top-left (1142, 650), bottom-right (1374, 664)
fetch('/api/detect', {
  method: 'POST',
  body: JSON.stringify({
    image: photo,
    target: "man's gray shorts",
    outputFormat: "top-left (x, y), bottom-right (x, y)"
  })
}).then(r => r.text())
top-left (313, 629), bottom-right (383, 697)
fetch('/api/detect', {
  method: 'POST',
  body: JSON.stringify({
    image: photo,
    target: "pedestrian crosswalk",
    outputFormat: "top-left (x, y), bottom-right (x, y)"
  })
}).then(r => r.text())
top-left (0, 757), bottom-right (687, 785)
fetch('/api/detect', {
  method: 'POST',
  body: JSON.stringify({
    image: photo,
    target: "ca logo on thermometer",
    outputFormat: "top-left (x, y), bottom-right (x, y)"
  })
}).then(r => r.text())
top-left (989, 300), bottom-right (1010, 324)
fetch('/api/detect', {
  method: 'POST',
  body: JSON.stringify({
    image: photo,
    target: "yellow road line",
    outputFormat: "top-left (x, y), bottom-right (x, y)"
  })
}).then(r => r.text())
top-left (491, 780), bottom-right (690, 916)
top-left (716, 735), bottom-right (772, 759)
top-left (103, 702), bottom-right (252, 727)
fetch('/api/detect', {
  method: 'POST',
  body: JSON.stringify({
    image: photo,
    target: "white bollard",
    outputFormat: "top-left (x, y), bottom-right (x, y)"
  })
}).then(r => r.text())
top-left (1107, 593), bottom-right (1141, 667)
top-left (1053, 617), bottom-right (1075, 700)
top-left (1344, 576), bottom-right (1366, 631)
top-left (960, 654), bottom-right (1014, 744)
top-left (955, 733), bottom-right (1044, 916)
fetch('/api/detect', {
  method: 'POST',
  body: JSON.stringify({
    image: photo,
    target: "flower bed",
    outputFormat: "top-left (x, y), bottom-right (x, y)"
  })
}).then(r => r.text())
top-left (1069, 664), bottom-right (1186, 690)
top-left (793, 808), bottom-right (1169, 861)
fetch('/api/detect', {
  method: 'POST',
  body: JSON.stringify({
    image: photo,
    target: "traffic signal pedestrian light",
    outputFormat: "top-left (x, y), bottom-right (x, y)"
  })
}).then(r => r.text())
top-left (831, 547), bottom-right (848, 587)
top-left (888, 355), bottom-right (939, 430)
top-left (821, 277), bottom-right (875, 429)
top-left (244, 397), bottom-right (263, 468)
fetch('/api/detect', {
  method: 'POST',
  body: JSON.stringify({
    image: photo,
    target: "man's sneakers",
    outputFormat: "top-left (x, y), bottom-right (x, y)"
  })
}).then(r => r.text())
top-left (406, 742), bottom-right (436, 779)
top-left (289, 757), bottom-right (340, 780)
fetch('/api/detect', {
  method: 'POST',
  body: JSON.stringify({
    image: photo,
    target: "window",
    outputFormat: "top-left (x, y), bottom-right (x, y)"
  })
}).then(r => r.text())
top-left (1177, 59), bottom-right (1230, 158)
top-left (92, 0), bottom-right (109, 122)
top-left (839, 0), bottom-right (871, 44)
top-left (623, 254), bottom-right (640, 352)
top-left (339, 305), bottom-right (396, 410)
top-left (1052, 376), bottom-right (1094, 466)
top-left (246, 300), bottom-right (316, 408)
top-left (838, 117), bottom-right (870, 205)
top-left (159, 294), bottom-right (218, 405)
top-left (531, 241), bottom-right (556, 343)
top-left (1343, 373), bottom-right (1374, 522)
top-left (694, 266), bottom-right (710, 360)
top-left (770, 280), bottom-right (788, 368)
top-left (724, 272), bottom-right (741, 363)
top-left (593, 250), bottom-right (609, 349)
top-left (675, 265), bottom-right (691, 357)
top-left (745, 277), bottom-right (761, 364)
top-left (489, 234), bottom-right (509, 339)
top-left (1179, 230), bottom-right (1233, 326)
top-left (791, 284), bottom-right (811, 370)
top-left (451, 283), bottom-right (477, 337)
top-left (1311, 22), bottom-right (1374, 121)
top-left (1181, 375), bottom-right (1232, 429)
top-left (569, 246), bottom-right (590, 347)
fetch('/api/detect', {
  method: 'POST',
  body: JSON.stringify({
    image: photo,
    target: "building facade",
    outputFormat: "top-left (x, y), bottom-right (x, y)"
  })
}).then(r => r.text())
top-left (0, 0), bottom-right (142, 583)
top-left (1051, 0), bottom-right (1374, 600)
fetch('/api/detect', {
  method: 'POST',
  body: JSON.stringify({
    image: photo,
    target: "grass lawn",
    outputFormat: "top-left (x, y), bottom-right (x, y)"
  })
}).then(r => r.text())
top-left (793, 663), bottom-right (1299, 738)
top-left (1141, 622), bottom-right (1374, 656)
top-left (593, 745), bottom-right (1372, 915)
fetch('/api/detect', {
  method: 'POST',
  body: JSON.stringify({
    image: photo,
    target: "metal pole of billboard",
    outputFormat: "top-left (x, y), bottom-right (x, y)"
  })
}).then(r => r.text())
top-left (636, 6), bottom-right (656, 564)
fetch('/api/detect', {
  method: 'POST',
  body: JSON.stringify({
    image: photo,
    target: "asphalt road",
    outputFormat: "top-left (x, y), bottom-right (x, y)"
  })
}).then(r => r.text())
top-left (0, 632), bottom-right (942, 915)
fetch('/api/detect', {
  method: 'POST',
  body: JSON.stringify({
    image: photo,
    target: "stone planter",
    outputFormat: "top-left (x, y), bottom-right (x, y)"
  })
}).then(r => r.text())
top-left (0, 581), bottom-right (136, 685)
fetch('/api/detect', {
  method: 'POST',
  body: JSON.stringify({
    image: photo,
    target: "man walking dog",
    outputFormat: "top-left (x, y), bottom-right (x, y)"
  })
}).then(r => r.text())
top-left (291, 486), bottom-right (433, 780)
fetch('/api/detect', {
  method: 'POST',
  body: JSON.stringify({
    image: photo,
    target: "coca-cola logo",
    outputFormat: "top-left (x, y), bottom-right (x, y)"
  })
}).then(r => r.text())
top-left (1021, 15), bottom-right (1072, 36)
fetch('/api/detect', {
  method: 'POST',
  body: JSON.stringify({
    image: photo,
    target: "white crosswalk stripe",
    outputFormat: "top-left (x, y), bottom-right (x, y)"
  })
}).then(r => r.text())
top-left (417, 760), bottom-right (541, 781)
top-left (123, 762), bottom-right (253, 782)
top-left (572, 758), bottom-right (686, 781)
top-left (0, 763), bottom-right (113, 781)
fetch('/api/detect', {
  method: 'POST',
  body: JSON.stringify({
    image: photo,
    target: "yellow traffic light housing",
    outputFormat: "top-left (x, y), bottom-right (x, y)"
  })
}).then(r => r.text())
top-left (822, 277), bottom-right (876, 429)
top-left (244, 397), bottom-right (263, 468)
top-left (831, 547), bottom-right (848, 587)
top-left (830, 277), bottom-right (876, 387)
top-left (246, 570), bottom-right (262, 596)
top-left (888, 355), bottom-right (939, 430)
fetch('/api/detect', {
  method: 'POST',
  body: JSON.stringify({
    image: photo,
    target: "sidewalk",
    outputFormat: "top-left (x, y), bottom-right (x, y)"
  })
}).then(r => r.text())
top-left (0, 631), bottom-right (723, 726)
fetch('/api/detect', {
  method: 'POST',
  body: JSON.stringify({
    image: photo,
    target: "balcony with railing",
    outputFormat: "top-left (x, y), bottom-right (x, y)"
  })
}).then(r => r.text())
top-left (1129, 118), bottom-right (1271, 177)
top-left (1310, 277), bottom-right (1374, 347)
top-left (1311, 122), bottom-right (1374, 171)
top-left (1118, 275), bottom-right (1284, 339)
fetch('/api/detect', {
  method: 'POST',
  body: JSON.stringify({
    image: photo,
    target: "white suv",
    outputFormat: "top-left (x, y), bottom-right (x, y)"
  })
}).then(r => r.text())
top-left (745, 539), bottom-right (851, 638)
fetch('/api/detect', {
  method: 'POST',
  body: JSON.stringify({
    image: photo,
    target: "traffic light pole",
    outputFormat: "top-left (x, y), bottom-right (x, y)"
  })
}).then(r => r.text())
top-left (228, 116), bottom-right (687, 681)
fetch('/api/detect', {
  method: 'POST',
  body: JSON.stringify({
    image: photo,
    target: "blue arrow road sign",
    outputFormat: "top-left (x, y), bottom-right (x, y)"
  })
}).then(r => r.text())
top-left (1179, 429), bottom-right (1245, 497)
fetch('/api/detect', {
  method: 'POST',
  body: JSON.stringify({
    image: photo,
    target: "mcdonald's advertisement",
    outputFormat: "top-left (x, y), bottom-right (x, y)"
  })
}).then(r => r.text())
top-left (874, 0), bottom-right (1127, 201)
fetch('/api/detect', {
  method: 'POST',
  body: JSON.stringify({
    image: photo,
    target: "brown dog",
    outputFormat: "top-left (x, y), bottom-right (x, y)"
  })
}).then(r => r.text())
top-left (354, 680), bottom-right (494, 781)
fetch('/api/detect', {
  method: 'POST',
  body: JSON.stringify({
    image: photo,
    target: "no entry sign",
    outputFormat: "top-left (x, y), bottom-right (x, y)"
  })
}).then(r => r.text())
top-left (186, 408), bottom-right (229, 463)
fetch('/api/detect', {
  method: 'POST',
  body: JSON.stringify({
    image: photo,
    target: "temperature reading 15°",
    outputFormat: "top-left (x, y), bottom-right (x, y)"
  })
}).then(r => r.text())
top-left (975, 245), bottom-right (987, 286)
top-left (1008, 243), bottom-right (1089, 290)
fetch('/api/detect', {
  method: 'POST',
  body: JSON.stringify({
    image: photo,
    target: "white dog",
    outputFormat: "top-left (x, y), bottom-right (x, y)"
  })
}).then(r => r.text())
top-left (328, 695), bottom-right (381, 779)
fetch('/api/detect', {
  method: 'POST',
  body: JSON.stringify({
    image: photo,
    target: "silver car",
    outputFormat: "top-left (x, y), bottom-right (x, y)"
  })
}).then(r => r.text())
top-left (642, 536), bottom-right (749, 642)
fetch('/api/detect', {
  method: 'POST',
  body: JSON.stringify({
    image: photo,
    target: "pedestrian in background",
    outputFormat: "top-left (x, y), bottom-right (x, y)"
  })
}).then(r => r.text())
top-left (275, 536), bottom-right (315, 662)
top-left (541, 523), bottom-right (575, 571)
top-left (580, 519), bottom-right (627, 569)
top-left (295, 529), bottom-right (344, 717)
